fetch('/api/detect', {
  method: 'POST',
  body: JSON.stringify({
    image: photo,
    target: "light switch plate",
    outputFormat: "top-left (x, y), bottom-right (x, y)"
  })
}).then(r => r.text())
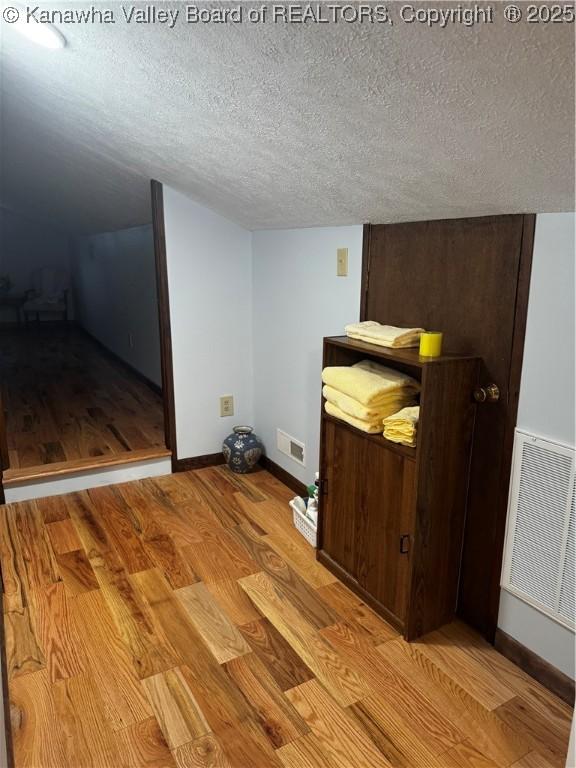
top-left (220, 395), bottom-right (234, 417)
top-left (337, 248), bottom-right (348, 276)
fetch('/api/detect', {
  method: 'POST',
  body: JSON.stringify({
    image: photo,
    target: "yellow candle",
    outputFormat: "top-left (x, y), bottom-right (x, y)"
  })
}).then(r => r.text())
top-left (419, 331), bottom-right (443, 358)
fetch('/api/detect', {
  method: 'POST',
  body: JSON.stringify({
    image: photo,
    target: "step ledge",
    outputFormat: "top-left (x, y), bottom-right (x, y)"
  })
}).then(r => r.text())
top-left (3, 447), bottom-right (172, 486)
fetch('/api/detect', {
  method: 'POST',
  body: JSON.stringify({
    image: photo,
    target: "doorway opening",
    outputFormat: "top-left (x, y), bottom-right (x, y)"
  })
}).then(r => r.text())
top-left (0, 189), bottom-right (173, 502)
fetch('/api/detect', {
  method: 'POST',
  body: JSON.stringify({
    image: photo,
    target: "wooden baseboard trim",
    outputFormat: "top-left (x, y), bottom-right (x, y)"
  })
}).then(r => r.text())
top-left (3, 447), bottom-right (172, 486)
top-left (259, 456), bottom-right (308, 498)
top-left (77, 325), bottom-right (163, 396)
top-left (494, 628), bottom-right (575, 706)
top-left (173, 453), bottom-right (225, 472)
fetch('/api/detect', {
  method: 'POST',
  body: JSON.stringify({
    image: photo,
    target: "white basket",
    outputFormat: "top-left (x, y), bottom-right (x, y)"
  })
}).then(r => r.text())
top-left (290, 498), bottom-right (318, 548)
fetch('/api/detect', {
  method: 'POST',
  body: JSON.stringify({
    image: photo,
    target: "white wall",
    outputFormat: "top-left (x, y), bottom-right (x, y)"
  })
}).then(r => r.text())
top-left (73, 225), bottom-right (162, 386)
top-left (0, 206), bottom-right (71, 321)
top-left (516, 213), bottom-right (575, 446)
top-left (252, 226), bottom-right (364, 484)
top-left (499, 590), bottom-right (575, 679)
top-left (498, 212), bottom-right (575, 678)
top-left (162, 186), bottom-right (253, 460)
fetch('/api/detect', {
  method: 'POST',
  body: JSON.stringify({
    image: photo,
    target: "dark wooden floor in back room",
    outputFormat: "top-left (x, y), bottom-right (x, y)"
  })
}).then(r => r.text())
top-left (0, 325), bottom-right (165, 470)
top-left (0, 466), bottom-right (571, 768)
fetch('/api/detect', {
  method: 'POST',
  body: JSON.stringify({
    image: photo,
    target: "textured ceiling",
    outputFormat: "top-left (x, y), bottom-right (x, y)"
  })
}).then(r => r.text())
top-left (1, 2), bottom-right (574, 233)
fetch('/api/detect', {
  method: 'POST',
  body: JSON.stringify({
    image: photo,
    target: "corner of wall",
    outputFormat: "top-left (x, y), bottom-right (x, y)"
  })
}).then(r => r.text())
top-left (250, 224), bottom-right (364, 486)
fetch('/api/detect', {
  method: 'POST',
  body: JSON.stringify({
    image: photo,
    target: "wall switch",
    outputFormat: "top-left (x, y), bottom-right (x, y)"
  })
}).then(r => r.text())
top-left (220, 395), bottom-right (234, 417)
top-left (337, 248), bottom-right (348, 277)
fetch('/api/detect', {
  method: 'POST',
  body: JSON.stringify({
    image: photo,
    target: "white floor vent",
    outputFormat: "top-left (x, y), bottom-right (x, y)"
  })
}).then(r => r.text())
top-left (276, 429), bottom-right (305, 466)
top-left (502, 430), bottom-right (575, 631)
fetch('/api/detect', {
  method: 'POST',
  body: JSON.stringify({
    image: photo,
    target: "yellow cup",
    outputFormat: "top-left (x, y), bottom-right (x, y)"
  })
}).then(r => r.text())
top-left (419, 331), bottom-right (443, 358)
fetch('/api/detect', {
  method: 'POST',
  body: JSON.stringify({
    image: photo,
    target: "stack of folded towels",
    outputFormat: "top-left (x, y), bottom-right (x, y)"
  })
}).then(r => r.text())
top-left (345, 321), bottom-right (424, 349)
top-left (383, 406), bottom-right (420, 447)
top-left (322, 359), bottom-right (420, 434)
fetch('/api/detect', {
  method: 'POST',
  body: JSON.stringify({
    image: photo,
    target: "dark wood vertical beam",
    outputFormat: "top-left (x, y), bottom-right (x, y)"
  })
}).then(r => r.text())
top-left (150, 180), bottom-right (178, 465)
top-left (359, 223), bottom-right (372, 321)
top-left (485, 213), bottom-right (536, 637)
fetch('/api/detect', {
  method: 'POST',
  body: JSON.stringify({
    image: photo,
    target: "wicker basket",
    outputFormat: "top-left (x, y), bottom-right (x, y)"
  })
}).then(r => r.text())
top-left (289, 498), bottom-right (317, 548)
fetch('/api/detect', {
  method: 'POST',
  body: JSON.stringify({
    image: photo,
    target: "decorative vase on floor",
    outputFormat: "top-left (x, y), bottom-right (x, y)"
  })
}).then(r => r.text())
top-left (223, 426), bottom-right (263, 474)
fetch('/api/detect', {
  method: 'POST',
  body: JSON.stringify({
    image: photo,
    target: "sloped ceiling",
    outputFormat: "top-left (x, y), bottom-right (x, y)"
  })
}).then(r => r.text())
top-left (1, 2), bottom-right (574, 233)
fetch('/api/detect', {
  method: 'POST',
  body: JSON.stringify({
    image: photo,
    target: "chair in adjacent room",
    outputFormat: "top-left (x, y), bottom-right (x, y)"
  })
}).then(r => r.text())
top-left (21, 265), bottom-right (69, 323)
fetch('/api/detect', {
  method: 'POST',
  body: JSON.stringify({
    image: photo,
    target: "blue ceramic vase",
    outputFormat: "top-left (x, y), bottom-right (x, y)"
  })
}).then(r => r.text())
top-left (222, 426), bottom-right (263, 474)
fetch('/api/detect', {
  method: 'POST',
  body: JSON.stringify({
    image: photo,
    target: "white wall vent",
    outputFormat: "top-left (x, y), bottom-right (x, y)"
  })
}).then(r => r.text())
top-left (277, 429), bottom-right (305, 466)
top-left (502, 430), bottom-right (575, 631)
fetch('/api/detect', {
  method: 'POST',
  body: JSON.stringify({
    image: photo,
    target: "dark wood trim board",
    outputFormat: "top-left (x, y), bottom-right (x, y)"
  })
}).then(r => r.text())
top-left (77, 325), bottom-right (162, 397)
top-left (259, 455), bottom-right (307, 498)
top-left (359, 222), bottom-right (372, 321)
top-left (151, 180), bottom-right (178, 468)
top-left (173, 453), bottom-right (225, 472)
top-left (495, 628), bottom-right (575, 706)
top-left (486, 214), bottom-right (536, 635)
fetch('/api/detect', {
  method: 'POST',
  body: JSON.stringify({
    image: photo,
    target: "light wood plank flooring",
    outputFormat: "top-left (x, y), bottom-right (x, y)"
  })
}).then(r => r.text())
top-left (0, 326), bottom-right (165, 470)
top-left (0, 467), bottom-right (572, 767)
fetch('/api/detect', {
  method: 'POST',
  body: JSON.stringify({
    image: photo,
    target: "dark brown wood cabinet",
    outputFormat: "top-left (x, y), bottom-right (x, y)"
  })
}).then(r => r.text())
top-left (317, 336), bottom-right (480, 640)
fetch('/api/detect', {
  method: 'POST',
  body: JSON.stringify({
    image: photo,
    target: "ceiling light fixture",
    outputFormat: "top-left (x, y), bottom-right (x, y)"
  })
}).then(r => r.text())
top-left (8, 4), bottom-right (66, 49)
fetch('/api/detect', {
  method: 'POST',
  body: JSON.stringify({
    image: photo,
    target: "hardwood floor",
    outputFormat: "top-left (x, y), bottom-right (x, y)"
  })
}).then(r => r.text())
top-left (0, 326), bottom-right (165, 471)
top-left (0, 467), bottom-right (572, 768)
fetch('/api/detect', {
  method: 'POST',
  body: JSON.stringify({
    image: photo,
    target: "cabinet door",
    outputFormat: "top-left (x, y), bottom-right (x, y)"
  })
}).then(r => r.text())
top-left (355, 444), bottom-right (416, 622)
top-left (320, 420), bottom-right (366, 578)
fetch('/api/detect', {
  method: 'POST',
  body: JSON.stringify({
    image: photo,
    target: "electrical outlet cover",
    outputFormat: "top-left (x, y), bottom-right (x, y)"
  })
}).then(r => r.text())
top-left (220, 395), bottom-right (234, 417)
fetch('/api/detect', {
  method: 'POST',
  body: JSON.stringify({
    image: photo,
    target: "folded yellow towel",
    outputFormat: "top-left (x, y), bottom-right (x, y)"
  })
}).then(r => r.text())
top-left (322, 360), bottom-right (420, 407)
top-left (355, 359), bottom-right (421, 387)
top-left (345, 321), bottom-right (424, 349)
top-left (324, 401), bottom-right (383, 433)
top-left (323, 385), bottom-right (417, 422)
top-left (383, 406), bottom-right (420, 447)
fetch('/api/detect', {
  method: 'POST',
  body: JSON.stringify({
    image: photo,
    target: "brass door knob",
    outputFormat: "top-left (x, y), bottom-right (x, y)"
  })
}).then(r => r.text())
top-left (473, 383), bottom-right (500, 403)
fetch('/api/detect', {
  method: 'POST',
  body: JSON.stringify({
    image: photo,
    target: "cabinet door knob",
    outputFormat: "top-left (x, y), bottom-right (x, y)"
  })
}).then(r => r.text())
top-left (399, 535), bottom-right (410, 554)
top-left (473, 383), bottom-right (500, 403)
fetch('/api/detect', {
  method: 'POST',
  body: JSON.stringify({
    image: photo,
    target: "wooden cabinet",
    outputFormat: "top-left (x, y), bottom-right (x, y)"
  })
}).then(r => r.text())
top-left (322, 421), bottom-right (415, 621)
top-left (317, 336), bottom-right (479, 640)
